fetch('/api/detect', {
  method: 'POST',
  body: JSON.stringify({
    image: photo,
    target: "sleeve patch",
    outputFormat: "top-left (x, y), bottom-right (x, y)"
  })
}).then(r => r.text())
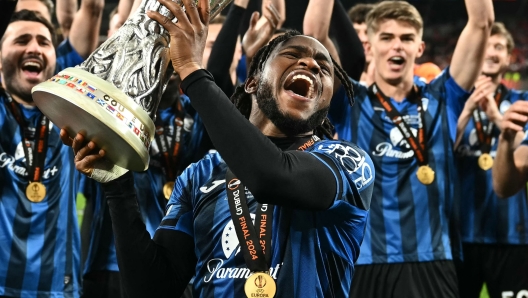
top-left (316, 143), bottom-right (374, 190)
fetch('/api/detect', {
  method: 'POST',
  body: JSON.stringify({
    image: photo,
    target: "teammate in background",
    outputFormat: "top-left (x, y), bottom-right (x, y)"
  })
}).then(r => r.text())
top-left (329, 0), bottom-right (494, 297)
top-left (455, 22), bottom-right (528, 298)
top-left (348, 3), bottom-right (375, 86)
top-left (61, 0), bottom-right (374, 296)
top-left (15, 0), bottom-right (104, 71)
top-left (0, 10), bottom-right (81, 297)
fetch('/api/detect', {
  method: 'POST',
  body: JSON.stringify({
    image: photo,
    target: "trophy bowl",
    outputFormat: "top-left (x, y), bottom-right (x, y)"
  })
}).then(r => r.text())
top-left (32, 0), bottom-right (232, 171)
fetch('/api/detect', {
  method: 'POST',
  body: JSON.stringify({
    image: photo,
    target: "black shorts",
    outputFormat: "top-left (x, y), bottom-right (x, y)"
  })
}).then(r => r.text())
top-left (81, 271), bottom-right (194, 298)
top-left (457, 243), bottom-right (528, 298)
top-left (350, 260), bottom-right (459, 298)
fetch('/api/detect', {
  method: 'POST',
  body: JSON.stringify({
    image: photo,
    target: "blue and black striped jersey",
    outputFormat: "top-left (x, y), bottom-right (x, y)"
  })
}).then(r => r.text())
top-left (329, 69), bottom-right (469, 264)
top-left (0, 94), bottom-right (81, 297)
top-left (56, 39), bottom-right (84, 73)
top-left (456, 88), bottom-right (528, 244)
top-left (159, 139), bottom-right (374, 297)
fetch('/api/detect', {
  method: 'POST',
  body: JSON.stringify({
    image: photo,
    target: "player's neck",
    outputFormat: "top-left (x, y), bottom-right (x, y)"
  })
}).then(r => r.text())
top-left (10, 92), bottom-right (36, 108)
top-left (1, 80), bottom-right (34, 107)
top-left (375, 74), bottom-right (414, 103)
top-left (249, 104), bottom-right (312, 138)
top-left (490, 74), bottom-right (503, 90)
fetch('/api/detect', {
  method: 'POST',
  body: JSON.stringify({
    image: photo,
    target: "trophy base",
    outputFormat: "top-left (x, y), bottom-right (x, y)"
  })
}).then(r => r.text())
top-left (32, 68), bottom-right (155, 172)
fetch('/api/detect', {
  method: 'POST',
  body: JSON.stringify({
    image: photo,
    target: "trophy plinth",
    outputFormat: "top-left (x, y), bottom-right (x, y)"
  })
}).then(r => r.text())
top-left (32, 0), bottom-right (232, 171)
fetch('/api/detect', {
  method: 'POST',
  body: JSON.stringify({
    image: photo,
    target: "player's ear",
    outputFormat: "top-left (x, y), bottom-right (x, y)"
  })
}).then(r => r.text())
top-left (245, 76), bottom-right (258, 94)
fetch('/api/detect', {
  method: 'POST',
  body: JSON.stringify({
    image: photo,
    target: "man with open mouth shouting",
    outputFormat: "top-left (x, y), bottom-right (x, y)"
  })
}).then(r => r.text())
top-left (0, 10), bottom-right (83, 298)
top-left (328, 0), bottom-right (494, 297)
top-left (60, 0), bottom-right (375, 297)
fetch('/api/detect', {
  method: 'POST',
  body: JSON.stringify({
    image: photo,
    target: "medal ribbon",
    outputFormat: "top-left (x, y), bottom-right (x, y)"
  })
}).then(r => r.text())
top-left (472, 84), bottom-right (505, 155)
top-left (370, 84), bottom-right (428, 166)
top-left (226, 135), bottom-right (320, 272)
top-left (4, 92), bottom-right (49, 183)
top-left (154, 99), bottom-right (186, 181)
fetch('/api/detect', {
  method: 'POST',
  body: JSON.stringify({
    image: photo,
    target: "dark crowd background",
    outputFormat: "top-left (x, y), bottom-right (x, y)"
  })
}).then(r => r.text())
top-left (89, 0), bottom-right (527, 89)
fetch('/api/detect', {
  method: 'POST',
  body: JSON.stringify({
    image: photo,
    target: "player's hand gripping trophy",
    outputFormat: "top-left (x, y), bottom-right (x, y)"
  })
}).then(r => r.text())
top-left (31, 0), bottom-right (231, 181)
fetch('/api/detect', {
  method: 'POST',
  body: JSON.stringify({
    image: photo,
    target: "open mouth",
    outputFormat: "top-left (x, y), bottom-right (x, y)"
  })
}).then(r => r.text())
top-left (484, 57), bottom-right (499, 64)
top-left (284, 72), bottom-right (316, 100)
top-left (388, 56), bottom-right (405, 65)
top-left (21, 60), bottom-right (43, 78)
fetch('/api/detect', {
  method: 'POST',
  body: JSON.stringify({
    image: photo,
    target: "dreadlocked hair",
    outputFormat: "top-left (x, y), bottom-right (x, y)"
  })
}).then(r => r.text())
top-left (230, 30), bottom-right (355, 140)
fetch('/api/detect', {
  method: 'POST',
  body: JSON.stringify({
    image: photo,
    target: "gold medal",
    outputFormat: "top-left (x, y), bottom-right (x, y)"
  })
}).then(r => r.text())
top-left (416, 165), bottom-right (435, 185)
top-left (478, 153), bottom-right (494, 171)
top-left (26, 182), bottom-right (46, 203)
top-left (163, 181), bottom-right (175, 200)
top-left (244, 272), bottom-right (276, 298)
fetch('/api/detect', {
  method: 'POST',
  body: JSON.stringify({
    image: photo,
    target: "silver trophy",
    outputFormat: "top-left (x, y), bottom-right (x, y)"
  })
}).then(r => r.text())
top-left (32, 0), bottom-right (232, 171)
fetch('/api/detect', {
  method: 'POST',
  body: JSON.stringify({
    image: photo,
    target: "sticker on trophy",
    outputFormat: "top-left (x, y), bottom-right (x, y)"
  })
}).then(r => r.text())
top-left (244, 272), bottom-right (276, 298)
top-left (163, 181), bottom-right (175, 200)
top-left (478, 153), bottom-right (494, 171)
top-left (26, 182), bottom-right (46, 203)
top-left (416, 165), bottom-right (435, 185)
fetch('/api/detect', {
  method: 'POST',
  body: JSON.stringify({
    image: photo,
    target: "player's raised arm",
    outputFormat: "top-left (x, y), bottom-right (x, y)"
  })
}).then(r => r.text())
top-left (449, 0), bottom-right (494, 91)
top-left (68, 0), bottom-right (104, 59)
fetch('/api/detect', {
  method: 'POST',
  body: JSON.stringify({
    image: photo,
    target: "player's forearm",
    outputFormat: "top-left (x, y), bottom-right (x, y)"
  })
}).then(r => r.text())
top-left (207, 4), bottom-right (245, 96)
top-left (182, 70), bottom-right (337, 210)
top-left (303, 0), bottom-right (339, 65)
top-left (455, 112), bottom-right (472, 149)
top-left (329, 0), bottom-right (365, 81)
top-left (68, 0), bottom-right (104, 58)
top-left (103, 172), bottom-right (192, 297)
top-left (465, 0), bottom-right (494, 28)
top-left (117, 0), bottom-right (134, 24)
top-left (56, 0), bottom-right (77, 38)
top-left (449, 0), bottom-right (493, 91)
top-left (493, 134), bottom-right (524, 198)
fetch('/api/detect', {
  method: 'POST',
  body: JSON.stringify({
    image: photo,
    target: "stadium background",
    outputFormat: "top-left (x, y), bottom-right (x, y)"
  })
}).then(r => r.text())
top-left (91, 0), bottom-right (528, 89)
top-left (74, 1), bottom-right (528, 298)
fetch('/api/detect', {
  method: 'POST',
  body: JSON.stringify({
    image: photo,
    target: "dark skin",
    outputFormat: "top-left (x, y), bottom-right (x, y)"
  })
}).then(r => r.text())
top-left (61, 0), bottom-right (336, 169)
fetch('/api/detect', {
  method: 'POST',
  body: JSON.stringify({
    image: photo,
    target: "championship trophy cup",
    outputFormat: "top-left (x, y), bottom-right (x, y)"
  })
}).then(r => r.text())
top-left (32, 0), bottom-right (232, 171)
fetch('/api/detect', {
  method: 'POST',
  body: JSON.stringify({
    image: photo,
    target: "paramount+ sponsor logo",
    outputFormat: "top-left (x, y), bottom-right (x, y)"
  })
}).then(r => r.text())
top-left (203, 258), bottom-right (281, 283)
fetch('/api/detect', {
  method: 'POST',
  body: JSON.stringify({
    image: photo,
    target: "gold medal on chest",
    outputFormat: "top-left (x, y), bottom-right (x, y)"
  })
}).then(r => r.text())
top-left (163, 181), bottom-right (175, 200)
top-left (26, 182), bottom-right (46, 203)
top-left (478, 153), bottom-right (494, 171)
top-left (244, 272), bottom-right (276, 298)
top-left (416, 165), bottom-right (435, 185)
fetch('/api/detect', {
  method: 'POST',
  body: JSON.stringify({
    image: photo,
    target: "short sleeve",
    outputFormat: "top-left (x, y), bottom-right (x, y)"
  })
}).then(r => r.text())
top-left (56, 39), bottom-right (84, 72)
top-left (428, 67), bottom-right (471, 141)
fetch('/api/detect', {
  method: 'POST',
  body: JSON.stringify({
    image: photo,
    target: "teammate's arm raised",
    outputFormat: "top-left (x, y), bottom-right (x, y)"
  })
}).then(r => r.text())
top-left (68, 0), bottom-right (104, 59)
top-left (449, 0), bottom-right (494, 91)
top-left (303, 0), bottom-right (341, 93)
